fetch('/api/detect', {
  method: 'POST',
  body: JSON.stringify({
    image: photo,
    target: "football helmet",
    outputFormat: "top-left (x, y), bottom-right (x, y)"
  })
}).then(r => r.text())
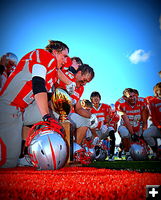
top-left (26, 121), bottom-right (68, 170)
top-left (129, 143), bottom-right (148, 161)
top-left (73, 142), bottom-right (92, 164)
top-left (94, 146), bottom-right (107, 161)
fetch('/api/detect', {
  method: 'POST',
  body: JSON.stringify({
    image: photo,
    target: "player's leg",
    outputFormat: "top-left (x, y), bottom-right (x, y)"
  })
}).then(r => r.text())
top-left (108, 128), bottom-right (116, 161)
top-left (68, 113), bottom-right (90, 145)
top-left (143, 124), bottom-right (161, 159)
top-left (118, 126), bottom-right (132, 160)
top-left (0, 105), bottom-right (23, 168)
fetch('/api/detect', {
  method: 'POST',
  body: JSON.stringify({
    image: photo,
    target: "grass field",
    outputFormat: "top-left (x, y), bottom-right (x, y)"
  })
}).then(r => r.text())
top-left (85, 160), bottom-right (161, 173)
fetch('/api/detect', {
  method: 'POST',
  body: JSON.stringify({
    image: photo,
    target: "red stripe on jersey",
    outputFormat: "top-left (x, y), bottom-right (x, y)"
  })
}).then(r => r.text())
top-left (10, 80), bottom-right (34, 109)
top-left (0, 49), bottom-right (58, 109)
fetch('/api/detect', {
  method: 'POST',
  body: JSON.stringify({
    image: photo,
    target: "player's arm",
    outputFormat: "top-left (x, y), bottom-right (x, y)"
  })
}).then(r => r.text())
top-left (150, 103), bottom-right (161, 129)
top-left (105, 115), bottom-right (111, 126)
top-left (141, 107), bottom-right (149, 131)
top-left (57, 69), bottom-right (76, 95)
top-left (74, 100), bottom-right (91, 118)
top-left (121, 112), bottom-right (134, 135)
top-left (32, 64), bottom-right (50, 117)
top-left (57, 69), bottom-right (72, 85)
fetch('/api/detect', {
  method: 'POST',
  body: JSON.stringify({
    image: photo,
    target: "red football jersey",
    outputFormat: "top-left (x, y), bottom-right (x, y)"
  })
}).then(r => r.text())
top-left (146, 96), bottom-right (161, 128)
top-left (137, 96), bottom-right (147, 107)
top-left (115, 98), bottom-right (144, 132)
top-left (0, 49), bottom-right (58, 110)
top-left (115, 96), bottom-right (126, 111)
top-left (109, 111), bottom-right (120, 131)
top-left (91, 103), bottom-right (111, 129)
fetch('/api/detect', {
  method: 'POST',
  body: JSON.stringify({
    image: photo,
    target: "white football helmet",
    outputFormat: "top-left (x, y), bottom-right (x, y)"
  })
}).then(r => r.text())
top-left (129, 143), bottom-right (148, 161)
top-left (94, 146), bottom-right (107, 161)
top-left (26, 122), bottom-right (68, 170)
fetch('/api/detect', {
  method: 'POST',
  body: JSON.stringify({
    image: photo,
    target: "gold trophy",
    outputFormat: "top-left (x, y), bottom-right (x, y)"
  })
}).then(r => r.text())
top-left (51, 88), bottom-right (72, 122)
top-left (52, 88), bottom-right (73, 164)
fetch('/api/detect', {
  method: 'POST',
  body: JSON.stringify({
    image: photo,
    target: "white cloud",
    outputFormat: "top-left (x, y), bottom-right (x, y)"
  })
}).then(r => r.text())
top-left (128, 49), bottom-right (150, 64)
top-left (159, 15), bottom-right (161, 30)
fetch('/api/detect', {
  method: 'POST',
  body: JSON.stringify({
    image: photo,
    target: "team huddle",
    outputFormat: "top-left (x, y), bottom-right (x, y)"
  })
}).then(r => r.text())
top-left (0, 40), bottom-right (161, 169)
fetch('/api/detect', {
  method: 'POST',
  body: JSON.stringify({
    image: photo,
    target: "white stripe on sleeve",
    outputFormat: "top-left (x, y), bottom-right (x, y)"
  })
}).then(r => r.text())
top-left (32, 64), bottom-right (47, 80)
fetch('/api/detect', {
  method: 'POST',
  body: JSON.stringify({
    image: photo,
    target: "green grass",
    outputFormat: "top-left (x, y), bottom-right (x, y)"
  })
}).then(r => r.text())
top-left (84, 160), bottom-right (161, 173)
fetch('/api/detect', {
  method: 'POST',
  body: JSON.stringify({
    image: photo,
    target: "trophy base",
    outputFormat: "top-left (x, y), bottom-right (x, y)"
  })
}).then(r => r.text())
top-left (64, 161), bottom-right (83, 167)
top-left (61, 121), bottom-right (74, 164)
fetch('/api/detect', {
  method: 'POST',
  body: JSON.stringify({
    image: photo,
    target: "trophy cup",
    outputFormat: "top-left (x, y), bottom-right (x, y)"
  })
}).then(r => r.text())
top-left (51, 88), bottom-right (72, 122)
top-left (52, 88), bottom-right (73, 164)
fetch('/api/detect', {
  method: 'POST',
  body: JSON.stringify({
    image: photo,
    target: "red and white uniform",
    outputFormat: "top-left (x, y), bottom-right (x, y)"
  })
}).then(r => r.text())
top-left (146, 96), bottom-right (161, 128)
top-left (55, 66), bottom-right (83, 106)
top-left (137, 97), bottom-right (147, 107)
top-left (115, 96), bottom-right (126, 111)
top-left (109, 111), bottom-right (120, 132)
top-left (0, 49), bottom-right (58, 110)
top-left (0, 49), bottom-right (60, 168)
top-left (115, 98), bottom-right (144, 132)
top-left (145, 96), bottom-right (155, 121)
top-left (91, 103), bottom-right (111, 129)
top-left (143, 96), bottom-right (161, 148)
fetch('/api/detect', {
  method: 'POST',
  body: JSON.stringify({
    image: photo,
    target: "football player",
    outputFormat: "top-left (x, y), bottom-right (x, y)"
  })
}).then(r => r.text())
top-left (115, 88), bottom-right (147, 160)
top-left (0, 52), bottom-right (18, 90)
top-left (68, 57), bottom-right (83, 74)
top-left (143, 82), bottom-right (161, 160)
top-left (54, 64), bottom-right (95, 146)
top-left (109, 104), bottom-right (120, 134)
top-left (67, 64), bottom-right (95, 145)
top-left (89, 91), bottom-right (116, 161)
top-left (0, 40), bottom-right (75, 168)
top-left (133, 89), bottom-right (149, 130)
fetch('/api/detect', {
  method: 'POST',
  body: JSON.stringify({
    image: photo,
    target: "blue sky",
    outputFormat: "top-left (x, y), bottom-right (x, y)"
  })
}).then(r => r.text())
top-left (1, 0), bottom-right (161, 105)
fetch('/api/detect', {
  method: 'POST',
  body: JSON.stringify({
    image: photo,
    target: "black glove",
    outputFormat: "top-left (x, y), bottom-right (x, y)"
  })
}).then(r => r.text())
top-left (42, 114), bottom-right (64, 135)
top-left (42, 113), bottom-right (53, 122)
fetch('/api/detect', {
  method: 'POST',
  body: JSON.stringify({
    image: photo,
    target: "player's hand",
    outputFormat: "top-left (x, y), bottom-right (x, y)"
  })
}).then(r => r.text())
top-left (42, 114), bottom-right (64, 134)
top-left (42, 113), bottom-right (54, 122)
top-left (66, 82), bottom-right (76, 95)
